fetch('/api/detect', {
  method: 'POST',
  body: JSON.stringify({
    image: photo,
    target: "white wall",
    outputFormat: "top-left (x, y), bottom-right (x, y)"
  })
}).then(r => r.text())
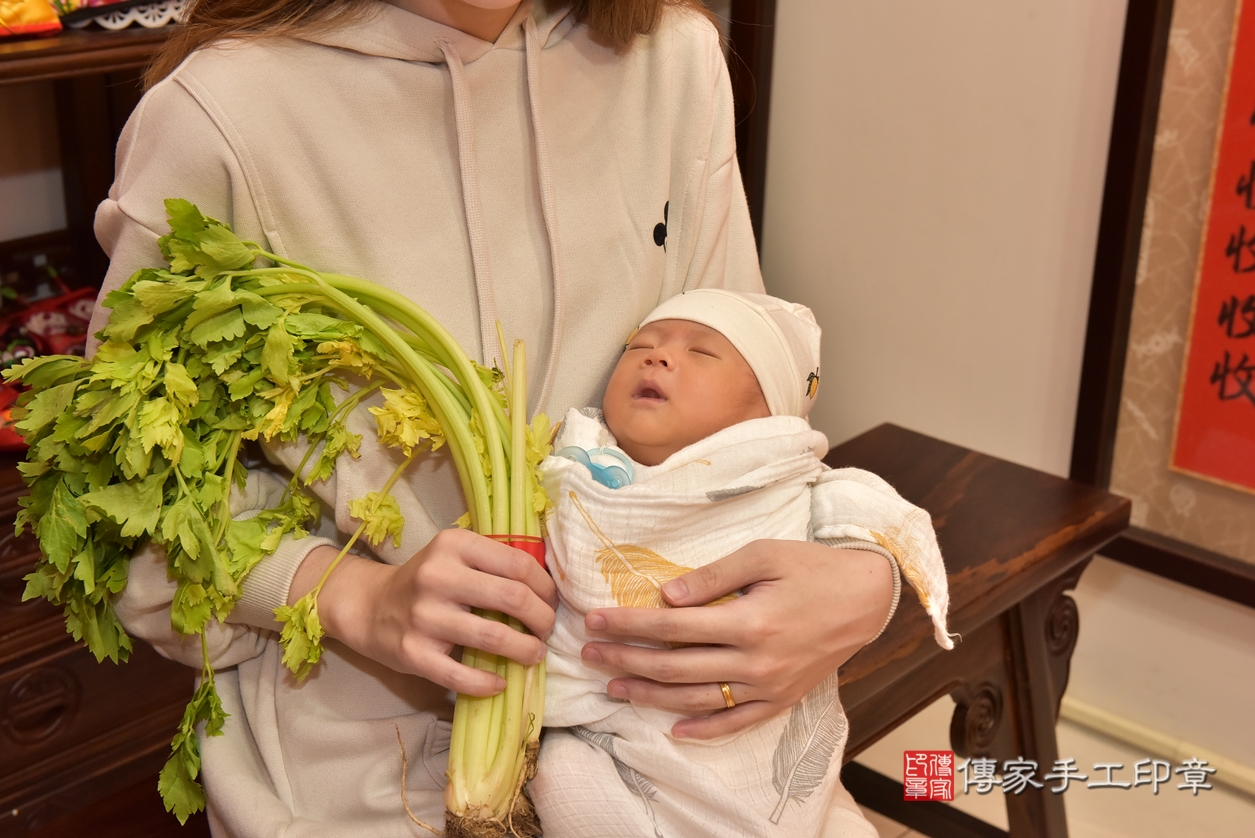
top-left (0, 82), bottom-right (66, 243)
top-left (756, 0), bottom-right (1255, 788)
top-left (761, 0), bottom-right (1128, 476)
top-left (1070, 557), bottom-right (1255, 767)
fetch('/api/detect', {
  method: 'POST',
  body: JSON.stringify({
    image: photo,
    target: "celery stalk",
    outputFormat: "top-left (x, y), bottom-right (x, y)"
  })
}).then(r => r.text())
top-left (13, 201), bottom-right (547, 833)
top-left (443, 338), bottom-right (545, 837)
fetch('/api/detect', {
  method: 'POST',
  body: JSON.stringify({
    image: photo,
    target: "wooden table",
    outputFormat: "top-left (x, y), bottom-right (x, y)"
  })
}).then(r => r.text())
top-left (4, 423), bottom-right (1126, 836)
top-left (828, 424), bottom-right (1130, 838)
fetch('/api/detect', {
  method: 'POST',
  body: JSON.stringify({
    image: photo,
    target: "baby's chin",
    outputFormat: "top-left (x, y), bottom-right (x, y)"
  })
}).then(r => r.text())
top-left (610, 430), bottom-right (700, 467)
top-left (604, 425), bottom-right (669, 467)
top-left (618, 443), bottom-right (669, 467)
top-left (610, 413), bottom-right (776, 466)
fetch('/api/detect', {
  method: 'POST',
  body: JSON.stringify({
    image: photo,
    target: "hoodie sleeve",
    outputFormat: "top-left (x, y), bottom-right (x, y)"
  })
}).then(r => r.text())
top-left (90, 74), bottom-right (269, 350)
top-left (94, 74), bottom-right (337, 666)
top-left (811, 467), bottom-right (956, 650)
top-left (114, 469), bottom-right (340, 670)
top-left (672, 13), bottom-right (765, 297)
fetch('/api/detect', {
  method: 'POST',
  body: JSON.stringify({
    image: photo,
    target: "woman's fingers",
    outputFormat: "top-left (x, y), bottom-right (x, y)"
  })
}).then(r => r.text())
top-left (585, 598), bottom-right (743, 647)
top-left (418, 530), bottom-right (557, 639)
top-left (580, 541), bottom-right (896, 740)
top-left (582, 640), bottom-right (742, 685)
top-left (604, 676), bottom-right (747, 716)
top-left (585, 540), bottom-right (781, 642)
top-left (315, 529), bottom-right (557, 687)
top-left (441, 562), bottom-right (556, 642)
top-left (430, 607), bottom-right (548, 667)
top-left (410, 646), bottom-right (506, 696)
top-left (438, 529), bottom-right (559, 609)
top-left (603, 669), bottom-right (783, 739)
top-left (672, 700), bottom-right (780, 740)
top-left (658, 540), bottom-right (775, 606)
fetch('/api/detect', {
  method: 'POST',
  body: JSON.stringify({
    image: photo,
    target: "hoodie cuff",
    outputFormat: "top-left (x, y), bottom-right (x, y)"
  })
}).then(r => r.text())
top-left (816, 536), bottom-right (902, 645)
top-left (228, 534), bottom-right (337, 629)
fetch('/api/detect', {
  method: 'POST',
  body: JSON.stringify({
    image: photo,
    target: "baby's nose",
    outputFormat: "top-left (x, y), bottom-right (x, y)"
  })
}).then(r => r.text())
top-left (644, 356), bottom-right (670, 368)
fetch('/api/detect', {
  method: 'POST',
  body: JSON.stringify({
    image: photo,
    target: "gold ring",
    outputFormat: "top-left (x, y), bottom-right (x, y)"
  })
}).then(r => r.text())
top-left (719, 681), bottom-right (735, 709)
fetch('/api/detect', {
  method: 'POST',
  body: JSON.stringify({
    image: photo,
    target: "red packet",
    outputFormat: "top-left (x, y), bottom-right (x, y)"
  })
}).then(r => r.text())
top-left (0, 0), bottom-right (62, 36)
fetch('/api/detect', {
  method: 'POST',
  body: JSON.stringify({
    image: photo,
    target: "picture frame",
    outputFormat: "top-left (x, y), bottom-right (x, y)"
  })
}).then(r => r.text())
top-left (1070, 0), bottom-right (1255, 607)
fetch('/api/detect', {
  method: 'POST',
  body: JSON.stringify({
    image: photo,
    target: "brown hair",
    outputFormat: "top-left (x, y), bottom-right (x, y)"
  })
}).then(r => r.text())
top-left (145, 0), bottom-right (714, 88)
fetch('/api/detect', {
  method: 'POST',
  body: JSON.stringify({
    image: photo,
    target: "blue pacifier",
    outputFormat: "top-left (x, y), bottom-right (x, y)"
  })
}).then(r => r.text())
top-left (556, 446), bottom-right (635, 489)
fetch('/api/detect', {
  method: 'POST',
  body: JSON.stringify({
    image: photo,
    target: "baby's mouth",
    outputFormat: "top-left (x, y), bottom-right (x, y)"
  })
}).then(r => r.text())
top-left (633, 382), bottom-right (667, 402)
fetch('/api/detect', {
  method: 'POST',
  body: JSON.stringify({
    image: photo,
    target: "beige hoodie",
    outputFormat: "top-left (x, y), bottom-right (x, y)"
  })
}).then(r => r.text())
top-left (96, 1), bottom-right (764, 834)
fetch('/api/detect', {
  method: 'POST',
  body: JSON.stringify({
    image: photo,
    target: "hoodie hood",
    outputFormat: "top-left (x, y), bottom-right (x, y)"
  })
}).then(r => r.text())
top-left (305, 0), bottom-right (576, 66)
top-left (302, 0), bottom-right (576, 415)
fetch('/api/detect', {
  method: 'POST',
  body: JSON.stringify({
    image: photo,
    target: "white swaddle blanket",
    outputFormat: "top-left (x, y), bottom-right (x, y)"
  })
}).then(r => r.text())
top-left (532, 409), bottom-right (952, 838)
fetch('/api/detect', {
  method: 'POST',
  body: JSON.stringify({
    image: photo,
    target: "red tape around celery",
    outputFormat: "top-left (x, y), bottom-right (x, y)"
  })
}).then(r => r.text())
top-left (487, 534), bottom-right (546, 570)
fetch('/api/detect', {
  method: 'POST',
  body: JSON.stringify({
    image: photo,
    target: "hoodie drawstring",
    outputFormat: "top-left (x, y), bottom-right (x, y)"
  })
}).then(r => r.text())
top-left (438, 18), bottom-right (565, 418)
top-left (523, 15), bottom-right (565, 417)
top-left (438, 38), bottom-right (499, 372)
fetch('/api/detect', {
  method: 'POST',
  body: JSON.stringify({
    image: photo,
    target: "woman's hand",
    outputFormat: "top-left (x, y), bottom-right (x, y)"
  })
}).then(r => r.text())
top-left (292, 529), bottom-right (557, 696)
top-left (581, 541), bottom-right (893, 739)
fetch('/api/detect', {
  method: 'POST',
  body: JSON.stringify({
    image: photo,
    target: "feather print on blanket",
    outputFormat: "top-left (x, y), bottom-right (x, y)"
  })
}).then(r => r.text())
top-left (568, 491), bottom-right (736, 610)
top-left (871, 507), bottom-right (935, 609)
top-left (769, 672), bottom-right (846, 824)
top-left (570, 726), bottom-right (667, 838)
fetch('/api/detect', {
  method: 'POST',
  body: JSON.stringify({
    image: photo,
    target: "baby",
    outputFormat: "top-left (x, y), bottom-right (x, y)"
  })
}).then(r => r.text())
top-left (529, 289), bottom-right (954, 838)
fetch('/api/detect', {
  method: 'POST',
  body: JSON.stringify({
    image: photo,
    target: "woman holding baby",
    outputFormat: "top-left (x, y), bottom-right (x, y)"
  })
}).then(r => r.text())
top-left (92, 0), bottom-right (927, 833)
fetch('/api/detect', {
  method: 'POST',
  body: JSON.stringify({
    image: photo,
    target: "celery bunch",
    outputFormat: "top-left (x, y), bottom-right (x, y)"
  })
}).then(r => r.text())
top-left (7, 199), bottom-right (549, 834)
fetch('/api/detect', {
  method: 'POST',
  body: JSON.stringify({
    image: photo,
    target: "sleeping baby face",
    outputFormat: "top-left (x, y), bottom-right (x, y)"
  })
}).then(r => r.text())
top-left (602, 319), bottom-right (771, 466)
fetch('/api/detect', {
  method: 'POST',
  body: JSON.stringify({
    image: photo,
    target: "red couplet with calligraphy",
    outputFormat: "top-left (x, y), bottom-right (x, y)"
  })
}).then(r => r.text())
top-left (1173, 0), bottom-right (1255, 492)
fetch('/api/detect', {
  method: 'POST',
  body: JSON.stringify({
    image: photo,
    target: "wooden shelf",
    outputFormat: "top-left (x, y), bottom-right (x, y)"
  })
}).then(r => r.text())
top-left (0, 28), bottom-right (167, 86)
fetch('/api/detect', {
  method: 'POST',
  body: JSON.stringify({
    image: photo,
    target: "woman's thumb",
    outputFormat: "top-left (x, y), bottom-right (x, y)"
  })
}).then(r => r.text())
top-left (661, 548), bottom-right (759, 606)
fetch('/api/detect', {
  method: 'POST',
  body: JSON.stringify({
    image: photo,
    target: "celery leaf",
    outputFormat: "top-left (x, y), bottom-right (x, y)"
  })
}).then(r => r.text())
top-left (275, 592), bottom-right (325, 680)
top-left (350, 491), bottom-right (405, 547)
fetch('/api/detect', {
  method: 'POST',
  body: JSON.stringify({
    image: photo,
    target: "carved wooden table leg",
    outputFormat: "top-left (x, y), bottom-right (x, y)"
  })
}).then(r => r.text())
top-left (1006, 561), bottom-right (1089, 837)
top-left (831, 426), bottom-right (1128, 837)
top-left (948, 560), bottom-right (1090, 838)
